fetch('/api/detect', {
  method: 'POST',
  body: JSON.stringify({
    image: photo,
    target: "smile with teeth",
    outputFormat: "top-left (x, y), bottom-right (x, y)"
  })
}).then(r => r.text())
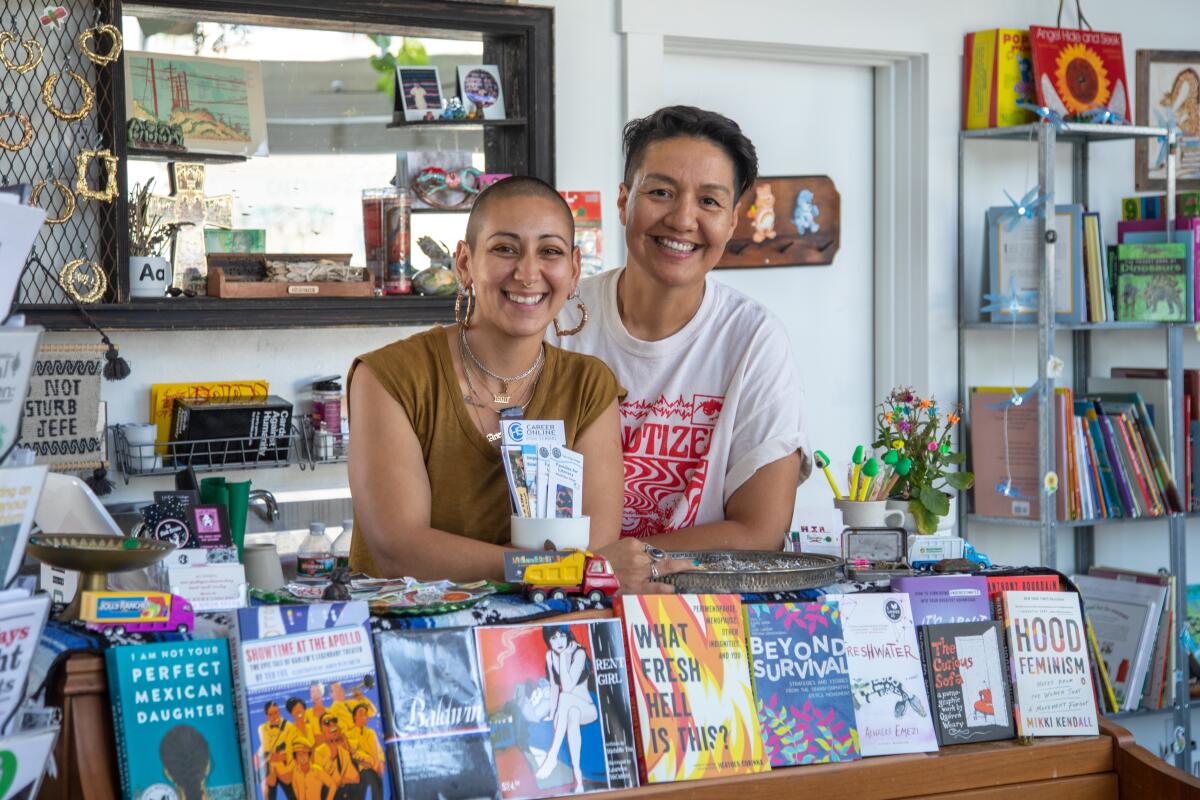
top-left (655, 236), bottom-right (698, 253)
top-left (504, 291), bottom-right (546, 306)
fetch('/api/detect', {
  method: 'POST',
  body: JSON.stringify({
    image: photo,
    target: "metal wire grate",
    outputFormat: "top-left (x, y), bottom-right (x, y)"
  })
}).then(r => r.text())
top-left (2, 0), bottom-right (120, 305)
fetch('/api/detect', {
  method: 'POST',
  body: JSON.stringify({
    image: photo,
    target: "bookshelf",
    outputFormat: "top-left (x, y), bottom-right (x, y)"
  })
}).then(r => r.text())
top-left (956, 121), bottom-right (1189, 768)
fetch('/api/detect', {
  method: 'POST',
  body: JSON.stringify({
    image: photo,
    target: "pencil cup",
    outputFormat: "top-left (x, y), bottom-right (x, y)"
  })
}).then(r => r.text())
top-left (833, 498), bottom-right (906, 529)
top-left (510, 516), bottom-right (591, 550)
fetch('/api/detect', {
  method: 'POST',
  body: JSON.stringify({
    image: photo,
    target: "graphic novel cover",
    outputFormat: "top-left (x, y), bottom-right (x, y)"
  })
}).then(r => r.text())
top-left (920, 621), bottom-right (1015, 746)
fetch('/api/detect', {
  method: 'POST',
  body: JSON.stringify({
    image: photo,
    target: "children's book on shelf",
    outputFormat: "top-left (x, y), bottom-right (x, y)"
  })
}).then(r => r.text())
top-left (232, 602), bottom-right (390, 800)
top-left (1089, 393), bottom-right (1182, 513)
top-left (0, 594), bottom-right (48, 738)
top-left (1082, 212), bottom-right (1114, 322)
top-left (985, 204), bottom-right (1085, 323)
top-left (107, 639), bottom-right (245, 800)
top-left (961, 29), bottom-right (1037, 130)
top-left (1113, 242), bottom-right (1188, 322)
top-left (615, 594), bottom-right (767, 784)
top-left (1117, 218), bottom-right (1200, 321)
top-left (891, 575), bottom-right (991, 626)
top-left (920, 621), bottom-right (1015, 746)
top-left (376, 627), bottom-right (500, 800)
top-left (743, 601), bottom-right (859, 766)
top-left (1072, 574), bottom-right (1166, 711)
top-left (1111, 366), bottom-right (1200, 511)
top-left (1028, 26), bottom-right (1128, 120)
top-left (475, 619), bottom-right (638, 799)
top-left (827, 592), bottom-right (938, 756)
top-left (1086, 566), bottom-right (1175, 709)
top-left (1003, 590), bottom-right (1099, 736)
top-left (1122, 192), bottom-right (1200, 221)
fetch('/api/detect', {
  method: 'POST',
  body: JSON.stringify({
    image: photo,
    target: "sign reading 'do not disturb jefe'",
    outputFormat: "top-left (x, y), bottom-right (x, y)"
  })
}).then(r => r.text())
top-left (18, 344), bottom-right (105, 470)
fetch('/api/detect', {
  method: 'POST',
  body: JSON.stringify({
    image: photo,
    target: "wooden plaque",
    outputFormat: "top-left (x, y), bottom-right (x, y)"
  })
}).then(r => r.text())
top-left (718, 175), bottom-right (840, 268)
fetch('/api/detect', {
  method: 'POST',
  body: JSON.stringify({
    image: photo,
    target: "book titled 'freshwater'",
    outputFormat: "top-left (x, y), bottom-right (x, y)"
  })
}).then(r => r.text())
top-left (827, 593), bottom-right (939, 756)
top-left (615, 594), bottom-right (767, 783)
top-left (920, 622), bottom-right (1015, 746)
top-left (1003, 590), bottom-right (1099, 736)
top-left (744, 601), bottom-right (859, 765)
top-left (106, 639), bottom-right (245, 800)
top-left (376, 628), bottom-right (500, 800)
top-left (891, 575), bottom-right (991, 626)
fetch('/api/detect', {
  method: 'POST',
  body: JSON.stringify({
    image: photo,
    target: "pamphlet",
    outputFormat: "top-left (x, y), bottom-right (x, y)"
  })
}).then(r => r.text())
top-left (504, 439), bottom-right (584, 519)
top-left (501, 419), bottom-right (565, 448)
top-left (168, 562), bottom-right (248, 611)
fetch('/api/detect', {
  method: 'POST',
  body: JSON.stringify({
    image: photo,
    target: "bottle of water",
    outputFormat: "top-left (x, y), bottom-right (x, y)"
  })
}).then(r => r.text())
top-left (331, 519), bottom-right (354, 571)
top-left (297, 522), bottom-right (333, 578)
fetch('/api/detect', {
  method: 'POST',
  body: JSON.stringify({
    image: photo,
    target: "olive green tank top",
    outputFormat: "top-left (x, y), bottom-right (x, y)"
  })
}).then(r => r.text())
top-left (347, 326), bottom-right (622, 577)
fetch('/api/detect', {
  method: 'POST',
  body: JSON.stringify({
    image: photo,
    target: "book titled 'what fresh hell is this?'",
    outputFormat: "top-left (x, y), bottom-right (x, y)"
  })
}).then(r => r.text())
top-left (615, 594), bottom-right (768, 784)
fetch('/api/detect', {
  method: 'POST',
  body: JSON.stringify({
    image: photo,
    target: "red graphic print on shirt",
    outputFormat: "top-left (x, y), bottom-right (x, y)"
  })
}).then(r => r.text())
top-left (619, 393), bottom-right (724, 538)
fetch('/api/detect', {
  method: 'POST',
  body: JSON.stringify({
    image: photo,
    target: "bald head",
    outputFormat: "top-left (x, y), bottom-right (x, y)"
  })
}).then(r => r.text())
top-left (464, 176), bottom-right (575, 250)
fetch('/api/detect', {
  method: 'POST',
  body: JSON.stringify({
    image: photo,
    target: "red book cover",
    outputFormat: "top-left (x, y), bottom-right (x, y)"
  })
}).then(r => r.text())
top-left (1029, 26), bottom-right (1129, 119)
top-left (986, 574), bottom-right (1060, 622)
top-left (1112, 412), bottom-right (1157, 514)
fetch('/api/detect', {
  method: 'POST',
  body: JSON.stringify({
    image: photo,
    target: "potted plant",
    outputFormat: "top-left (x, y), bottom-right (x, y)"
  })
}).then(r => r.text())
top-left (872, 386), bottom-right (974, 534)
top-left (127, 178), bottom-right (190, 298)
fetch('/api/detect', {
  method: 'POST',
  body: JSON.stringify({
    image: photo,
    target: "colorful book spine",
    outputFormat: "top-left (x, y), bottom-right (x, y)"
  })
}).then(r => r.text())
top-left (1095, 409), bottom-right (1139, 516)
top-left (744, 602), bottom-right (859, 766)
top-left (920, 621), bottom-right (1015, 745)
top-left (1084, 614), bottom-right (1120, 713)
top-left (615, 594), bottom-right (767, 784)
top-left (961, 29), bottom-right (1037, 130)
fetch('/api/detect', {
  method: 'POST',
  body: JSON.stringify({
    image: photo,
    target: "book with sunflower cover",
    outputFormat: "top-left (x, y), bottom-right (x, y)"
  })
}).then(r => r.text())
top-left (744, 601), bottom-right (860, 765)
top-left (1029, 26), bottom-right (1129, 121)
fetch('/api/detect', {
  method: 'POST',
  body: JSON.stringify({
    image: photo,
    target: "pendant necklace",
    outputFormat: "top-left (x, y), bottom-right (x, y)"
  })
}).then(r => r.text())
top-left (460, 336), bottom-right (544, 444)
top-left (459, 326), bottom-right (543, 404)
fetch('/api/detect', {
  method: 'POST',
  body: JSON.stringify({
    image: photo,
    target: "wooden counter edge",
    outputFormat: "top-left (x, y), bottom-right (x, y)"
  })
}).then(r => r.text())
top-left (1101, 718), bottom-right (1200, 799)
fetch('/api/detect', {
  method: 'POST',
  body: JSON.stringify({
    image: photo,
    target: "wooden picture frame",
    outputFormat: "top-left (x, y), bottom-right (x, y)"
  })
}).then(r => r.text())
top-left (717, 175), bottom-right (840, 269)
top-left (1136, 49), bottom-right (1200, 191)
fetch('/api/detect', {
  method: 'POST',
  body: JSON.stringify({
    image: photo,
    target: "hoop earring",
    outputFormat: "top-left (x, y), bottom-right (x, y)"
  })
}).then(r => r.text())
top-left (59, 258), bottom-right (107, 303)
top-left (553, 292), bottom-right (588, 337)
top-left (30, 179), bottom-right (76, 224)
top-left (455, 286), bottom-right (475, 329)
top-left (0, 31), bottom-right (43, 74)
top-left (78, 24), bottom-right (122, 66)
top-left (74, 148), bottom-right (119, 202)
top-left (42, 71), bottom-right (95, 122)
top-left (0, 111), bottom-right (32, 152)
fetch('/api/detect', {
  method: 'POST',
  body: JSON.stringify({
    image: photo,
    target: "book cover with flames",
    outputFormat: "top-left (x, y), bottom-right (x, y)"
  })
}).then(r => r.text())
top-left (615, 594), bottom-right (768, 783)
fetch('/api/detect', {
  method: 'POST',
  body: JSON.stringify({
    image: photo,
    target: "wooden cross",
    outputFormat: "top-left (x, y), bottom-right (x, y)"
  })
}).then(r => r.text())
top-left (149, 162), bottom-right (233, 293)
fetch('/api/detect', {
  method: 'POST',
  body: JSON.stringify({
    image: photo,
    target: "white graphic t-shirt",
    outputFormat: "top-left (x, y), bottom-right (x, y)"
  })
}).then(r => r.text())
top-left (549, 268), bottom-right (811, 539)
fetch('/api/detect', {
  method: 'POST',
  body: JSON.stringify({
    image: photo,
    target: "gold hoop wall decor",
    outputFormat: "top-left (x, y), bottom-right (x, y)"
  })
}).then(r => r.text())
top-left (59, 259), bottom-right (108, 303)
top-left (0, 31), bottom-right (43, 74)
top-left (42, 70), bottom-right (95, 122)
top-left (0, 111), bottom-right (32, 152)
top-left (78, 24), bottom-right (122, 66)
top-left (30, 180), bottom-right (76, 224)
top-left (74, 149), bottom-right (119, 202)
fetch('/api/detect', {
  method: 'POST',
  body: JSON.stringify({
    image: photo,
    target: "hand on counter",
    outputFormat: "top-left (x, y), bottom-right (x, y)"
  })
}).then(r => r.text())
top-left (595, 538), bottom-right (691, 595)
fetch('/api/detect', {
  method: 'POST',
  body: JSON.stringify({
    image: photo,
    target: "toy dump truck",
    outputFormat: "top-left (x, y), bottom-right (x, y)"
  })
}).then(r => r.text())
top-left (519, 549), bottom-right (620, 603)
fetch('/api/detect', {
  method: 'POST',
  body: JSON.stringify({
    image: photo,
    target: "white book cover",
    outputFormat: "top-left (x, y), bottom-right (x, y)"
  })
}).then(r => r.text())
top-left (0, 329), bottom-right (42, 463)
top-left (0, 725), bottom-right (59, 799)
top-left (1071, 574), bottom-right (1165, 711)
top-left (828, 593), bottom-right (938, 756)
top-left (1004, 590), bottom-right (1099, 736)
top-left (0, 595), bottom-right (49, 736)
top-left (0, 466), bottom-right (46, 588)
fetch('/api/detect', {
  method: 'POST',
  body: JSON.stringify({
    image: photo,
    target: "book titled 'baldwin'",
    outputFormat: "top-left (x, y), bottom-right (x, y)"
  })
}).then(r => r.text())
top-left (744, 601), bottom-right (860, 765)
top-left (107, 639), bottom-right (246, 800)
top-left (376, 627), bottom-right (500, 800)
top-left (920, 621), bottom-right (1015, 746)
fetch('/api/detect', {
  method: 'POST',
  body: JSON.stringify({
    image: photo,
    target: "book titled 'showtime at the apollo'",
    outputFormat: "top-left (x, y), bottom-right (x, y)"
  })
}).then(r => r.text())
top-left (744, 601), bottom-right (860, 765)
top-left (107, 639), bottom-right (246, 800)
top-left (615, 594), bottom-right (768, 783)
top-left (1003, 590), bottom-right (1099, 736)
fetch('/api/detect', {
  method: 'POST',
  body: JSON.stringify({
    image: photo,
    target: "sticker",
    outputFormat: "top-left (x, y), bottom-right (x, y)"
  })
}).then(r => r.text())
top-left (40, 5), bottom-right (67, 27)
top-left (1043, 471), bottom-right (1059, 494)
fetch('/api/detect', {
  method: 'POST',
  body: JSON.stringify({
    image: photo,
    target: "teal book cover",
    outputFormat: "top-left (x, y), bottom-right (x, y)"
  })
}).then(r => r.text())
top-left (107, 639), bottom-right (246, 800)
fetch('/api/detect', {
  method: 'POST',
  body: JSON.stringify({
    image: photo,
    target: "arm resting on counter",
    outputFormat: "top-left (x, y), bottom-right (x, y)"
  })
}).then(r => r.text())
top-left (576, 399), bottom-right (622, 551)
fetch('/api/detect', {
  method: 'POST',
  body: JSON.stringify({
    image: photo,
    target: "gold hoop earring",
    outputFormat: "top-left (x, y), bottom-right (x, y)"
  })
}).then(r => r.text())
top-left (59, 258), bottom-right (108, 303)
top-left (553, 292), bottom-right (588, 337)
top-left (0, 111), bottom-right (32, 152)
top-left (30, 179), bottom-right (76, 224)
top-left (74, 148), bottom-right (119, 202)
top-left (78, 24), bottom-right (122, 66)
top-left (42, 71), bottom-right (95, 122)
top-left (0, 31), bottom-right (43, 74)
top-left (455, 286), bottom-right (475, 329)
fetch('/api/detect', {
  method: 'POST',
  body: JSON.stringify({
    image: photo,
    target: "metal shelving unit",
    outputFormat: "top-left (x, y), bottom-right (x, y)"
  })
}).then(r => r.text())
top-left (957, 121), bottom-right (1189, 769)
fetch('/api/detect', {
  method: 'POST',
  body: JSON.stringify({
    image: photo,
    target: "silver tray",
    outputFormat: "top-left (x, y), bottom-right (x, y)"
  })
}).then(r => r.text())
top-left (656, 550), bottom-right (843, 593)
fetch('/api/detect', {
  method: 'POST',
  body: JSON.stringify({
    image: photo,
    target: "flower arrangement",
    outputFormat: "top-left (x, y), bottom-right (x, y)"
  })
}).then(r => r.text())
top-left (127, 178), bottom-right (190, 259)
top-left (872, 386), bottom-right (974, 534)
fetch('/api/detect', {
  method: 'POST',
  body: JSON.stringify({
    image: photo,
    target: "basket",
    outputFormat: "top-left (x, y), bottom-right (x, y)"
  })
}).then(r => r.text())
top-left (658, 550), bottom-right (843, 593)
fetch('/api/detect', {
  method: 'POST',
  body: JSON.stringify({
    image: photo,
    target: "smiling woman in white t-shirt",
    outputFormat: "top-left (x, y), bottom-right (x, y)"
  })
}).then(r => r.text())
top-left (550, 106), bottom-right (812, 575)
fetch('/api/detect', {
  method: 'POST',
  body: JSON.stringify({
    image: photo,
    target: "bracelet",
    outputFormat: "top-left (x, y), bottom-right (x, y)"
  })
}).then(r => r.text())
top-left (30, 179), bottom-right (76, 224)
top-left (0, 111), bottom-right (32, 152)
top-left (42, 70), bottom-right (95, 122)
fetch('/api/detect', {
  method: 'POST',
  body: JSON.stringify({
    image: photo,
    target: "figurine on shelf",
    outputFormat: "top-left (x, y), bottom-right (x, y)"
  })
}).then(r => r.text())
top-left (413, 236), bottom-right (459, 296)
top-left (322, 567), bottom-right (352, 601)
top-left (441, 97), bottom-right (467, 120)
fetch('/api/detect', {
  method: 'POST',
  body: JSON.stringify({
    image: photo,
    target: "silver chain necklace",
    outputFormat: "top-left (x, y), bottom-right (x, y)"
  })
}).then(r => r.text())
top-left (459, 325), bottom-right (544, 404)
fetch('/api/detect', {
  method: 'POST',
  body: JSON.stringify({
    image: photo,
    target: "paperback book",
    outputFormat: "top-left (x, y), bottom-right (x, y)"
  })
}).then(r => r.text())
top-left (827, 593), bottom-right (938, 756)
top-left (233, 602), bottom-right (390, 800)
top-left (1071, 574), bottom-right (1166, 711)
top-left (0, 595), bottom-right (49, 737)
top-left (1114, 242), bottom-right (1188, 322)
top-left (1003, 590), bottom-right (1099, 736)
top-left (891, 575), bottom-right (991, 626)
top-left (615, 594), bottom-right (767, 783)
top-left (376, 628), bottom-right (500, 800)
top-left (744, 601), bottom-right (859, 765)
top-left (475, 619), bottom-right (638, 799)
top-left (920, 621), bottom-right (1015, 746)
top-left (107, 639), bottom-right (245, 800)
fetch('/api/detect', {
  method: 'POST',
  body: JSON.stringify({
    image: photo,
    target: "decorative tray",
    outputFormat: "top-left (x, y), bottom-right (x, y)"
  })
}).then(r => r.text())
top-left (250, 579), bottom-right (498, 617)
top-left (657, 550), bottom-right (843, 593)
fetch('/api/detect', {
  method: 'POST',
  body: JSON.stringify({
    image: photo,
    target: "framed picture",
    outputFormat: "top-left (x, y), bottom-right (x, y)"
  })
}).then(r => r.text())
top-left (458, 65), bottom-right (506, 120)
top-left (396, 66), bottom-right (443, 121)
top-left (716, 175), bottom-right (840, 268)
top-left (1136, 49), bottom-right (1200, 190)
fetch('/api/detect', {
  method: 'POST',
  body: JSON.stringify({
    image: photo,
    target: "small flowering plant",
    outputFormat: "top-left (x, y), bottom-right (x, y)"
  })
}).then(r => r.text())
top-left (872, 386), bottom-right (974, 534)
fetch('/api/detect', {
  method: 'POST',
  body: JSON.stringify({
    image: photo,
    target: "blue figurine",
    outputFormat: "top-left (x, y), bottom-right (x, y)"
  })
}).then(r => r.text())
top-left (792, 188), bottom-right (820, 236)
